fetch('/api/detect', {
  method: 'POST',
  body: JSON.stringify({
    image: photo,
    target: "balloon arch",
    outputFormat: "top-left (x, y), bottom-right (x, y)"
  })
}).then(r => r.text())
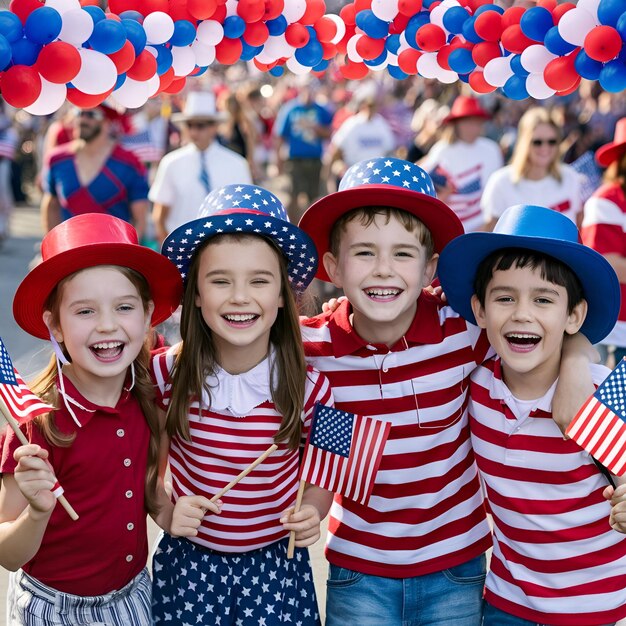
top-left (0, 0), bottom-right (624, 115)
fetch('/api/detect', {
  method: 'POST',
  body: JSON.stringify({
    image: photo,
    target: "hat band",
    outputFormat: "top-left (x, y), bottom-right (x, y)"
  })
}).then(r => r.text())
top-left (212, 208), bottom-right (272, 218)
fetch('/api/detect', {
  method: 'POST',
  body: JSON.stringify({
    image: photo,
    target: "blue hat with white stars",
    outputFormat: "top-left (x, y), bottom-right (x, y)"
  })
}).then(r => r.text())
top-left (298, 157), bottom-right (463, 282)
top-left (162, 184), bottom-right (318, 291)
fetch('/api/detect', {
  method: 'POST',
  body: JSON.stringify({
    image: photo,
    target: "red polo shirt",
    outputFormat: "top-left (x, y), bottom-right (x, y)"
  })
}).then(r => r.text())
top-left (1, 377), bottom-right (150, 596)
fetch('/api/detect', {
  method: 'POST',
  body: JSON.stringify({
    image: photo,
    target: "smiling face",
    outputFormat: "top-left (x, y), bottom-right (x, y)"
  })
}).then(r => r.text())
top-left (194, 236), bottom-right (284, 373)
top-left (323, 211), bottom-right (437, 346)
top-left (527, 122), bottom-right (560, 174)
top-left (44, 266), bottom-right (153, 398)
top-left (471, 264), bottom-right (586, 398)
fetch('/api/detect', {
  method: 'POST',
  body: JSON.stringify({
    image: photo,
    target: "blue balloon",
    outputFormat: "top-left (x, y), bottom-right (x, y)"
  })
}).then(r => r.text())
top-left (306, 25), bottom-right (318, 40)
top-left (363, 50), bottom-right (388, 66)
top-left (295, 39), bottom-right (323, 67)
top-left (474, 5), bottom-right (504, 16)
top-left (223, 15), bottom-right (245, 39)
top-left (119, 10), bottom-right (144, 23)
top-left (83, 6), bottom-right (106, 24)
top-left (462, 17), bottom-right (482, 44)
top-left (0, 12), bottom-right (23, 44)
top-left (24, 6), bottom-right (62, 45)
top-left (448, 48), bottom-right (475, 74)
top-left (458, 72), bottom-right (470, 83)
top-left (269, 65), bottom-right (284, 77)
top-left (0, 34), bottom-right (11, 71)
top-left (122, 18), bottom-right (147, 55)
top-left (574, 49), bottom-right (603, 80)
top-left (503, 75), bottom-right (529, 100)
top-left (11, 37), bottom-right (40, 66)
top-left (313, 58), bottom-right (329, 72)
top-left (598, 0), bottom-right (626, 27)
top-left (520, 7), bottom-right (553, 42)
top-left (88, 18), bottom-right (126, 54)
top-left (192, 65), bottom-right (208, 77)
top-left (170, 20), bottom-right (196, 47)
top-left (443, 6), bottom-right (470, 34)
top-left (544, 26), bottom-right (576, 56)
top-left (599, 59), bottom-right (626, 93)
top-left (617, 12), bottom-right (626, 40)
top-left (388, 64), bottom-right (408, 80)
top-left (266, 15), bottom-right (287, 36)
top-left (114, 72), bottom-right (127, 90)
top-left (510, 54), bottom-right (529, 77)
top-left (154, 44), bottom-right (173, 75)
top-left (405, 12), bottom-right (431, 49)
top-left (385, 34), bottom-right (400, 54)
top-left (355, 10), bottom-right (389, 39)
top-left (240, 40), bottom-right (262, 61)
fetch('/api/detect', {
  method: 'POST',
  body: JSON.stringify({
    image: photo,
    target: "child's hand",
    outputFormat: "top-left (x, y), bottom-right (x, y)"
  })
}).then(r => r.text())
top-left (13, 445), bottom-right (57, 517)
top-left (280, 504), bottom-right (322, 547)
top-left (170, 495), bottom-right (221, 538)
top-left (424, 284), bottom-right (447, 303)
top-left (321, 296), bottom-right (346, 314)
top-left (604, 484), bottom-right (626, 533)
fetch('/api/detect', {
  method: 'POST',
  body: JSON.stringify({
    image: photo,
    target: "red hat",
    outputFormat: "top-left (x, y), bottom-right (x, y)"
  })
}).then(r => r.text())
top-left (595, 117), bottom-right (626, 168)
top-left (442, 96), bottom-right (490, 124)
top-left (13, 214), bottom-right (183, 340)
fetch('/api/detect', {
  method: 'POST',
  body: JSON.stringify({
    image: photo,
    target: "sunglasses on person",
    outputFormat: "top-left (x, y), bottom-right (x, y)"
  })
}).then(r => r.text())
top-left (531, 138), bottom-right (558, 147)
top-left (185, 121), bottom-right (217, 130)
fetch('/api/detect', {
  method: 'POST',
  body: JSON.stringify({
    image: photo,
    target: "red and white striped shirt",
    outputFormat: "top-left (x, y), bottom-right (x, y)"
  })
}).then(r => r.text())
top-left (581, 183), bottom-right (626, 347)
top-left (152, 347), bottom-right (332, 553)
top-left (301, 294), bottom-right (493, 577)
top-left (470, 358), bottom-right (626, 625)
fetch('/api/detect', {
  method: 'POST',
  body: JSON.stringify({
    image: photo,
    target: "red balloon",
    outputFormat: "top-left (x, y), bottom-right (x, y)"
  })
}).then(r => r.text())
top-left (67, 87), bottom-right (114, 108)
top-left (469, 70), bottom-right (497, 93)
top-left (36, 42), bottom-right (81, 84)
top-left (212, 4), bottom-right (227, 22)
top-left (552, 2), bottom-right (575, 23)
top-left (107, 0), bottom-right (136, 14)
top-left (108, 40), bottom-right (136, 74)
top-left (415, 24), bottom-right (446, 52)
top-left (104, 12), bottom-right (122, 21)
top-left (555, 76), bottom-right (581, 96)
top-left (437, 44), bottom-right (454, 70)
top-left (321, 41), bottom-right (337, 59)
top-left (397, 48), bottom-right (421, 74)
top-left (253, 59), bottom-right (273, 71)
top-left (398, 0), bottom-right (423, 16)
top-left (356, 35), bottom-right (385, 60)
top-left (168, 0), bottom-right (195, 21)
top-left (238, 0), bottom-right (265, 23)
top-left (472, 41), bottom-right (501, 67)
top-left (127, 50), bottom-right (157, 81)
top-left (339, 4), bottom-right (356, 26)
top-left (339, 59), bottom-right (369, 79)
top-left (501, 6), bottom-right (524, 29)
top-left (263, 0), bottom-right (284, 20)
top-left (354, 0), bottom-right (372, 11)
top-left (1, 65), bottom-right (41, 108)
top-left (136, 0), bottom-right (168, 16)
top-left (243, 21), bottom-right (269, 46)
top-left (162, 76), bottom-right (186, 94)
top-left (215, 37), bottom-right (243, 65)
top-left (584, 26), bottom-right (622, 63)
top-left (474, 11), bottom-right (503, 42)
top-left (537, 0), bottom-right (557, 11)
top-left (391, 12), bottom-right (410, 33)
top-left (543, 53), bottom-right (578, 91)
top-left (81, 0), bottom-right (102, 5)
top-left (285, 23), bottom-right (310, 47)
top-left (300, 0), bottom-right (326, 25)
top-left (9, 0), bottom-right (42, 25)
top-left (314, 16), bottom-right (338, 43)
top-left (336, 25), bottom-right (355, 54)
top-left (187, 0), bottom-right (217, 20)
top-left (501, 24), bottom-right (534, 54)
top-left (156, 67), bottom-right (175, 93)
top-left (467, 0), bottom-right (491, 11)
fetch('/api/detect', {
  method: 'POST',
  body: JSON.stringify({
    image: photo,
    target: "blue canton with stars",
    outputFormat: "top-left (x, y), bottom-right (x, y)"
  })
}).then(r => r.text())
top-left (0, 338), bottom-right (18, 386)
top-left (595, 359), bottom-right (626, 420)
top-left (310, 404), bottom-right (353, 458)
top-left (338, 157), bottom-right (437, 197)
top-left (162, 184), bottom-right (318, 291)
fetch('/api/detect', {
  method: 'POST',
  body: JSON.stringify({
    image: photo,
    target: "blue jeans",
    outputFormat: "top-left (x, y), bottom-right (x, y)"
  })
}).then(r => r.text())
top-left (326, 554), bottom-right (486, 626)
top-left (482, 601), bottom-right (616, 626)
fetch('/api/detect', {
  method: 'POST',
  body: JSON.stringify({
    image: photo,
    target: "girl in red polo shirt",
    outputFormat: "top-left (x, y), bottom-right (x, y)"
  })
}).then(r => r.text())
top-left (0, 214), bottom-right (182, 625)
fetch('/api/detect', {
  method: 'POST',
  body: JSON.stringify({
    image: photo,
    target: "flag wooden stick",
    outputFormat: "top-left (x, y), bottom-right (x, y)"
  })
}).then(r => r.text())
top-left (0, 396), bottom-right (79, 521)
top-left (287, 479), bottom-right (306, 559)
top-left (210, 444), bottom-right (278, 503)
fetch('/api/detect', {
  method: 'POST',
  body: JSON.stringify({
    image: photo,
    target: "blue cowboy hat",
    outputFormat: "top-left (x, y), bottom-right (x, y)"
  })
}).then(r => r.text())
top-left (438, 204), bottom-right (620, 345)
top-left (298, 157), bottom-right (463, 282)
top-left (162, 184), bottom-right (318, 292)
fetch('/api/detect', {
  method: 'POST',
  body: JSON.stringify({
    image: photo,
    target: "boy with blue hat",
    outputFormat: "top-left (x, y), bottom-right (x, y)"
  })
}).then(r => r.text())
top-left (438, 204), bottom-right (626, 625)
top-left (297, 160), bottom-right (594, 626)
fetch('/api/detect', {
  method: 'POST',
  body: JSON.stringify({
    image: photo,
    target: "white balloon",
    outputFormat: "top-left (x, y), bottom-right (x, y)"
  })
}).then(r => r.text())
top-left (191, 40), bottom-right (216, 66)
top-left (45, 0), bottom-right (80, 16)
top-left (143, 12), bottom-right (175, 45)
top-left (434, 64), bottom-right (459, 84)
top-left (520, 44), bottom-right (556, 73)
top-left (145, 45), bottom-right (158, 58)
top-left (171, 45), bottom-right (196, 77)
top-left (24, 77), bottom-right (67, 115)
top-left (369, 51), bottom-right (390, 71)
top-left (417, 52), bottom-right (440, 79)
top-left (286, 55), bottom-right (311, 75)
top-left (146, 73), bottom-right (161, 98)
top-left (526, 73), bottom-right (556, 100)
top-left (326, 14), bottom-right (346, 45)
top-left (72, 48), bottom-right (117, 94)
top-left (196, 20), bottom-right (224, 46)
top-left (577, 0), bottom-right (601, 21)
top-left (58, 8), bottom-right (93, 46)
top-left (371, 0), bottom-right (398, 22)
top-left (483, 55), bottom-right (513, 87)
top-left (112, 77), bottom-right (151, 109)
top-left (346, 34), bottom-right (364, 63)
top-left (558, 8), bottom-right (596, 46)
top-left (283, 0), bottom-right (306, 24)
top-left (225, 0), bottom-right (238, 17)
top-left (430, 4), bottom-right (451, 31)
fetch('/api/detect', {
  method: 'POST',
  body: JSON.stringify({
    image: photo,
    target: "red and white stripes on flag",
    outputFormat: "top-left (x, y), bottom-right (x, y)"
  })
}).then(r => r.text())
top-left (566, 358), bottom-right (626, 476)
top-left (299, 403), bottom-right (390, 506)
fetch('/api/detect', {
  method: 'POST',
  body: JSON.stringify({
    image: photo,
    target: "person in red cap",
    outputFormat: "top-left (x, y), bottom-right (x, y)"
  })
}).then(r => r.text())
top-left (581, 117), bottom-right (626, 366)
top-left (420, 94), bottom-right (503, 232)
top-left (40, 103), bottom-right (150, 241)
top-left (1, 213), bottom-right (182, 625)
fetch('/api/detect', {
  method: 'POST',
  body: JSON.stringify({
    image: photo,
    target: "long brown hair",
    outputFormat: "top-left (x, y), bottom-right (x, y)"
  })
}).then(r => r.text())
top-left (165, 233), bottom-right (307, 451)
top-left (30, 266), bottom-right (161, 514)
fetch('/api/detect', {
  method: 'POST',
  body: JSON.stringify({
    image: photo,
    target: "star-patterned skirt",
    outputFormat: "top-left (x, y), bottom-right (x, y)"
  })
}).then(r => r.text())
top-left (152, 532), bottom-right (321, 626)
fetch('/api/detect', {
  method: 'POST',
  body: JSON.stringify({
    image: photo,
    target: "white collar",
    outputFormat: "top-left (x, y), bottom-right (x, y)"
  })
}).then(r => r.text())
top-left (202, 349), bottom-right (277, 418)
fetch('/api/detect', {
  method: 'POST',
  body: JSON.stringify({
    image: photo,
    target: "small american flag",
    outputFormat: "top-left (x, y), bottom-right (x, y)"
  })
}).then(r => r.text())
top-left (299, 403), bottom-right (390, 506)
top-left (122, 129), bottom-right (163, 164)
top-left (571, 150), bottom-right (603, 203)
top-left (566, 358), bottom-right (626, 476)
top-left (0, 337), bottom-right (52, 423)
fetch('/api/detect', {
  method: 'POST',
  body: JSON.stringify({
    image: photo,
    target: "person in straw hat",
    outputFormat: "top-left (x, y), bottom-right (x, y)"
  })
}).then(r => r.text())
top-left (149, 91), bottom-right (252, 244)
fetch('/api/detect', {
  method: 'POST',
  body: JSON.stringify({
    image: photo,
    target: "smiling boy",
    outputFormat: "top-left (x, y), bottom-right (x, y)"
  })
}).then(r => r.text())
top-left (438, 204), bottom-right (626, 625)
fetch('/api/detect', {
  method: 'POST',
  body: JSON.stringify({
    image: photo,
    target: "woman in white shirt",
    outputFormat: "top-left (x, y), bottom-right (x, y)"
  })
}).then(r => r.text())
top-left (482, 108), bottom-right (581, 230)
